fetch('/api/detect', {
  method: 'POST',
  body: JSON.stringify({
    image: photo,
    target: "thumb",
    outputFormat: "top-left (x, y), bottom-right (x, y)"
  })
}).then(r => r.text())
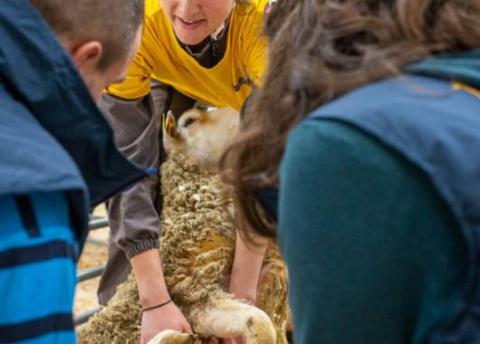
top-left (183, 321), bottom-right (193, 334)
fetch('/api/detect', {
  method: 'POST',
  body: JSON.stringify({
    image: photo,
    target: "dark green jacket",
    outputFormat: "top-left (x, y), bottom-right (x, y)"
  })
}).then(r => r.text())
top-left (279, 52), bottom-right (480, 343)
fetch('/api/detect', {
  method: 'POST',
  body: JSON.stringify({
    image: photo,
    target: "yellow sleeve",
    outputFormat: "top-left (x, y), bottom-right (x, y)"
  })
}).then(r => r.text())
top-left (106, 17), bottom-right (158, 99)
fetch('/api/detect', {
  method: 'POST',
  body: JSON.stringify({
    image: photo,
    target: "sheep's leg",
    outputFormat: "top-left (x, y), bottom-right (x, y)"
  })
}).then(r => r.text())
top-left (256, 255), bottom-right (290, 344)
top-left (191, 297), bottom-right (276, 344)
top-left (147, 330), bottom-right (199, 344)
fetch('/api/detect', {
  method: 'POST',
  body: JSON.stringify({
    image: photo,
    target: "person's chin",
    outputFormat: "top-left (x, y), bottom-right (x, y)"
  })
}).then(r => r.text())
top-left (176, 32), bottom-right (207, 46)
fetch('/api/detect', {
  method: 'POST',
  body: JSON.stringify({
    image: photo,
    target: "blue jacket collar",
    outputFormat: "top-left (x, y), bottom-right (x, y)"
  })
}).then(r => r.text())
top-left (405, 49), bottom-right (480, 89)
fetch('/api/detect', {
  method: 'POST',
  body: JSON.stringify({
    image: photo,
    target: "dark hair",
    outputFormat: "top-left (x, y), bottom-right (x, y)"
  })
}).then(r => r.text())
top-left (30, 0), bottom-right (144, 69)
top-left (222, 0), bottom-right (480, 239)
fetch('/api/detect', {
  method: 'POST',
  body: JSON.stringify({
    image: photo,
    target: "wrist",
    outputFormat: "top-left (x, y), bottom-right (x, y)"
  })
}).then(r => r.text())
top-left (138, 283), bottom-right (171, 308)
top-left (135, 271), bottom-right (170, 307)
top-left (230, 277), bottom-right (257, 296)
top-left (230, 261), bottom-right (262, 290)
top-left (231, 289), bottom-right (257, 302)
top-left (141, 299), bottom-right (173, 313)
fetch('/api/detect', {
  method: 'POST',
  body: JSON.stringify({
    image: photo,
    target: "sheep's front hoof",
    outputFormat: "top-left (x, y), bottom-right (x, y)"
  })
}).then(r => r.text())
top-left (147, 330), bottom-right (198, 344)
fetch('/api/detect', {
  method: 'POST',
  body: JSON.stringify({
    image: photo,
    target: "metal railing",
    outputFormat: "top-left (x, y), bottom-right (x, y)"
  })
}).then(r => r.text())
top-left (74, 215), bottom-right (108, 326)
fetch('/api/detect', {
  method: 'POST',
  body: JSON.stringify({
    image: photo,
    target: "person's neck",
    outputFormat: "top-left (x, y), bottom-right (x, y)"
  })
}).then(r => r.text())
top-left (185, 36), bottom-right (211, 55)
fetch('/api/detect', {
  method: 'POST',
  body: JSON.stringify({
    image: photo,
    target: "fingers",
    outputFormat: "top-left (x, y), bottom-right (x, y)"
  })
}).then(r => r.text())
top-left (183, 320), bottom-right (193, 334)
top-left (223, 336), bottom-right (245, 344)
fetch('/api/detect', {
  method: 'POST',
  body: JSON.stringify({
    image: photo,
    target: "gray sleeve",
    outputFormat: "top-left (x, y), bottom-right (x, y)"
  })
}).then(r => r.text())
top-left (99, 84), bottom-right (170, 259)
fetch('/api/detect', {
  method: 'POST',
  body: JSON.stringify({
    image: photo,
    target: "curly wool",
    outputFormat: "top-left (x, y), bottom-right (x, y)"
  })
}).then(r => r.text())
top-left (160, 150), bottom-right (237, 314)
top-left (78, 148), bottom-right (289, 343)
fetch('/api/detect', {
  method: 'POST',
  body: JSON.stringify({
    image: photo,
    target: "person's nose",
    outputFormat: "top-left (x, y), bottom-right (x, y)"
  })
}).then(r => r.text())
top-left (175, 0), bottom-right (201, 18)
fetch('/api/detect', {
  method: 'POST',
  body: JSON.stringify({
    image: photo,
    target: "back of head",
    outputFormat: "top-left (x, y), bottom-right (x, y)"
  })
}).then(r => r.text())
top-left (258, 0), bottom-right (480, 143)
top-left (223, 0), bottom-right (480, 238)
top-left (29, 0), bottom-right (144, 70)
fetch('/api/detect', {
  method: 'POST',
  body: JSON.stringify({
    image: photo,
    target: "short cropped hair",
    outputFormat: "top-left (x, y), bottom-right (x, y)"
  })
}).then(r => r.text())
top-left (30, 0), bottom-right (144, 70)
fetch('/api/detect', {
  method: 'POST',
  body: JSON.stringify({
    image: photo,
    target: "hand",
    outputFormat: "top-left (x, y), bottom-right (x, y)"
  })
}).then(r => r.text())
top-left (229, 273), bottom-right (257, 305)
top-left (226, 272), bottom-right (255, 344)
top-left (140, 301), bottom-right (193, 344)
top-left (224, 337), bottom-right (246, 344)
top-left (130, 250), bottom-right (192, 343)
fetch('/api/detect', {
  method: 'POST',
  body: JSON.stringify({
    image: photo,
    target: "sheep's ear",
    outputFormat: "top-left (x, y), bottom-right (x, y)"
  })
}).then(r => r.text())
top-left (163, 111), bottom-right (180, 153)
top-left (163, 111), bottom-right (177, 137)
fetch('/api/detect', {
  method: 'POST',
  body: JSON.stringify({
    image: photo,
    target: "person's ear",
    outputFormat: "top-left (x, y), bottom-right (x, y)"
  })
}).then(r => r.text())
top-left (70, 41), bottom-right (103, 73)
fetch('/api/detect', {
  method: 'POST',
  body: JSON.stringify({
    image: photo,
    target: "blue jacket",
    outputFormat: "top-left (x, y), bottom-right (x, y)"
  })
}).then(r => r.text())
top-left (0, 0), bottom-right (146, 244)
top-left (304, 51), bottom-right (480, 342)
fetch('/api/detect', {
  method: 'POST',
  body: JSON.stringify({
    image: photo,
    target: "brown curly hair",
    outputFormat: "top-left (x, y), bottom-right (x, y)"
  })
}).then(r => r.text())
top-left (222, 0), bottom-right (480, 239)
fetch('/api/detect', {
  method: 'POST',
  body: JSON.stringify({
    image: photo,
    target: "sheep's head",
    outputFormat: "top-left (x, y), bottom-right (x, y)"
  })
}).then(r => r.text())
top-left (163, 107), bottom-right (239, 171)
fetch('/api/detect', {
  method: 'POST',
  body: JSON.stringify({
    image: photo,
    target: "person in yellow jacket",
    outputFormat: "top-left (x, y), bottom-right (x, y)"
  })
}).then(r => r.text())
top-left (108, 0), bottom-right (266, 110)
top-left (98, 0), bottom-right (270, 343)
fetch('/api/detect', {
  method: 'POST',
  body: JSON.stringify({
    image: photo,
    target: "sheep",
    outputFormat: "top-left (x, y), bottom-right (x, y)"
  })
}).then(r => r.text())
top-left (77, 107), bottom-right (289, 344)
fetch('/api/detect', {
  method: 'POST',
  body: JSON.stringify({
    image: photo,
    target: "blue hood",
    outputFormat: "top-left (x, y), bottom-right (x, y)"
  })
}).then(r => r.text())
top-left (0, 0), bottom-right (146, 207)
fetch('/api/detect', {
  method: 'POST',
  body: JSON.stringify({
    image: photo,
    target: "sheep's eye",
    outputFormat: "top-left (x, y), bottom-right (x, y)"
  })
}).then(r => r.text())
top-left (182, 117), bottom-right (197, 128)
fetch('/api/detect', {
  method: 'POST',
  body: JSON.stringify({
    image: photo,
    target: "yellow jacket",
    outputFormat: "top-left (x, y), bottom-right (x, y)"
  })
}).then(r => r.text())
top-left (107, 0), bottom-right (268, 111)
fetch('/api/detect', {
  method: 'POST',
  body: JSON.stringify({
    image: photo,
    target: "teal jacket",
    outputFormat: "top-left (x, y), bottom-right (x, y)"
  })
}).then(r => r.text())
top-left (279, 51), bottom-right (480, 343)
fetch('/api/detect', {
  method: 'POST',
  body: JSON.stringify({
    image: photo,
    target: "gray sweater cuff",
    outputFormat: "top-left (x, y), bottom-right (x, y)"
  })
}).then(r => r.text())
top-left (124, 239), bottom-right (160, 259)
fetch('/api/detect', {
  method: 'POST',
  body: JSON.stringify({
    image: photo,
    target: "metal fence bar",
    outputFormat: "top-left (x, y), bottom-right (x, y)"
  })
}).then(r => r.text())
top-left (77, 264), bottom-right (106, 283)
top-left (88, 217), bottom-right (109, 231)
top-left (74, 214), bottom-right (109, 327)
top-left (74, 307), bottom-right (102, 326)
top-left (85, 237), bottom-right (108, 246)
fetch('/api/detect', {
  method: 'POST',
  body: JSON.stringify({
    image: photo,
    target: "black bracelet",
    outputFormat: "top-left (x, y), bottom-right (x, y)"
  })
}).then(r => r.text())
top-left (141, 299), bottom-right (173, 313)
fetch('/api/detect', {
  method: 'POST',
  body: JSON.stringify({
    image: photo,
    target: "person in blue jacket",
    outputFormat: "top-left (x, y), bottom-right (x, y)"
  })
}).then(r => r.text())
top-left (0, 0), bottom-right (145, 343)
top-left (223, 1), bottom-right (480, 343)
